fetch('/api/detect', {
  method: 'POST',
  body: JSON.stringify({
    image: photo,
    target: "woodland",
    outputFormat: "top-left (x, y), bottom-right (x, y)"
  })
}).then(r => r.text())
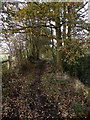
top-left (1, 1), bottom-right (90, 120)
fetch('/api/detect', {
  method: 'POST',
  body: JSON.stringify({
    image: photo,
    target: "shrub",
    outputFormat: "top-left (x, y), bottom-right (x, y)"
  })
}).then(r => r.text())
top-left (2, 63), bottom-right (10, 84)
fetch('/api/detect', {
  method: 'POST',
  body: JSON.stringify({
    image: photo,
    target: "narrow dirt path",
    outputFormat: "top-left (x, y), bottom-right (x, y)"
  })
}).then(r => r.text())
top-left (26, 60), bottom-right (59, 119)
top-left (2, 61), bottom-right (61, 120)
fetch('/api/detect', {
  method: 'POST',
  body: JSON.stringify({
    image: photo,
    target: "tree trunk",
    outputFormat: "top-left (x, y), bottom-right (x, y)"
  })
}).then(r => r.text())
top-left (51, 27), bottom-right (55, 60)
top-left (32, 43), bottom-right (36, 58)
top-left (56, 17), bottom-right (62, 71)
top-left (36, 48), bottom-right (39, 60)
top-left (68, 5), bottom-right (71, 42)
top-left (63, 3), bottom-right (66, 45)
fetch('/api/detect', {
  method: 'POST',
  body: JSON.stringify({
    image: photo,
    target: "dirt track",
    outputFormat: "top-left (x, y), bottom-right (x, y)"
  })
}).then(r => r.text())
top-left (27, 60), bottom-right (59, 119)
top-left (2, 61), bottom-right (61, 120)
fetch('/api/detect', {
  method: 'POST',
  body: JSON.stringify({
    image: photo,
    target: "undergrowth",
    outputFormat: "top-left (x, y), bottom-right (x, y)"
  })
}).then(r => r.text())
top-left (41, 62), bottom-right (89, 119)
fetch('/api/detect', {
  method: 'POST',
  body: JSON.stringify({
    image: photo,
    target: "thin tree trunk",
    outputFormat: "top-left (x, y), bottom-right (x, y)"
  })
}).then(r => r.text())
top-left (68, 5), bottom-right (71, 42)
top-left (56, 17), bottom-right (62, 71)
top-left (36, 48), bottom-right (39, 60)
top-left (51, 27), bottom-right (55, 59)
top-left (63, 3), bottom-right (66, 45)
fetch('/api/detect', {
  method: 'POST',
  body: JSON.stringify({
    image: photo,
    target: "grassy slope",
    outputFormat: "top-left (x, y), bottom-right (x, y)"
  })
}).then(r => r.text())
top-left (41, 61), bottom-right (90, 119)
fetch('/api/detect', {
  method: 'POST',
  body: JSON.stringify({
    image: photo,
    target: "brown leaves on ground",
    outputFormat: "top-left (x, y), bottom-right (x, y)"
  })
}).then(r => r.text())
top-left (41, 61), bottom-right (90, 119)
top-left (2, 60), bottom-right (90, 120)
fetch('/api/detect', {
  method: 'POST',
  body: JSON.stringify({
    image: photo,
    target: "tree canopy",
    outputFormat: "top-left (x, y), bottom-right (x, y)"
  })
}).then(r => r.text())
top-left (1, 1), bottom-right (90, 69)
